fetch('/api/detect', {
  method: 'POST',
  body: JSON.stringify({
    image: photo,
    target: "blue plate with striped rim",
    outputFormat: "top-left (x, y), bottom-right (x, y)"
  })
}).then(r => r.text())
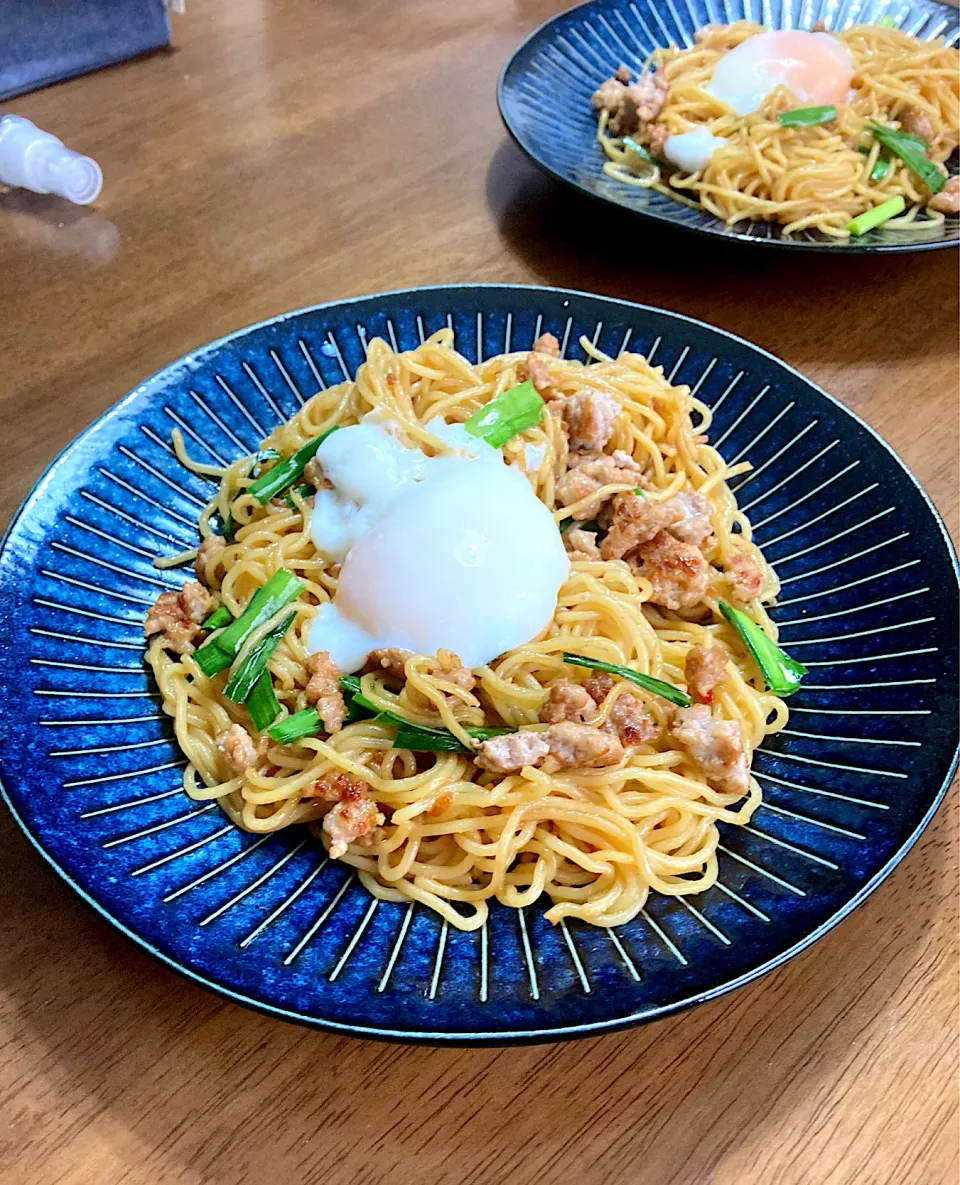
top-left (0, 284), bottom-right (956, 1044)
top-left (497, 0), bottom-right (960, 251)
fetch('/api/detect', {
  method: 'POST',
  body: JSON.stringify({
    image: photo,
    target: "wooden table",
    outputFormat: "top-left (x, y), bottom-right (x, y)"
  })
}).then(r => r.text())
top-left (1, 3), bottom-right (956, 1182)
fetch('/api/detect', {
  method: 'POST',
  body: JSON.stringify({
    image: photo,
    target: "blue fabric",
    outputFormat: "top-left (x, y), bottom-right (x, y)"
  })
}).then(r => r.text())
top-left (0, 0), bottom-right (171, 100)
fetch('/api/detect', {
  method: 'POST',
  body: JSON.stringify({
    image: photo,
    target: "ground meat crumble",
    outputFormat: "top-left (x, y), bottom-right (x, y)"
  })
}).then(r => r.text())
top-left (564, 527), bottom-right (601, 561)
top-left (604, 691), bottom-right (659, 745)
top-left (304, 651), bottom-right (347, 734)
top-left (542, 722), bottom-right (623, 769)
top-left (671, 704), bottom-right (749, 797)
top-left (475, 719), bottom-right (629, 774)
top-left (517, 332), bottom-right (562, 399)
top-left (475, 731), bottom-right (551, 773)
top-left (591, 71), bottom-right (668, 136)
top-left (216, 723), bottom-right (261, 776)
top-left (144, 582), bottom-right (213, 655)
top-left (555, 450), bottom-right (647, 520)
top-left (632, 531), bottom-right (711, 610)
top-left (685, 644), bottom-right (728, 704)
top-left (600, 491), bottom-right (712, 561)
top-left (929, 176), bottom-right (960, 214)
top-left (304, 771), bottom-right (386, 859)
top-left (565, 390), bottom-right (620, 452)
top-left (541, 679), bottom-right (597, 724)
top-left (194, 535), bottom-right (225, 584)
top-left (724, 552), bottom-right (764, 602)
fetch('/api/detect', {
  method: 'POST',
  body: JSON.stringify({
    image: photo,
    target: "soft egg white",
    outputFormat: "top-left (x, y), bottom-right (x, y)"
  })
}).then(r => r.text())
top-left (306, 421), bottom-right (569, 672)
top-left (706, 30), bottom-right (854, 116)
top-left (664, 127), bottom-right (728, 173)
top-left (309, 418), bottom-right (499, 563)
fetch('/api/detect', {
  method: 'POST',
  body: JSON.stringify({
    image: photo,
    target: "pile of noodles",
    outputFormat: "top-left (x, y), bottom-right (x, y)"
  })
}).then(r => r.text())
top-left (598, 22), bottom-right (960, 236)
top-left (146, 330), bottom-right (788, 930)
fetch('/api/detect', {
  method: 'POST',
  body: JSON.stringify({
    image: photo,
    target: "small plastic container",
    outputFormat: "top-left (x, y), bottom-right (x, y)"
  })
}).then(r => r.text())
top-left (0, 114), bottom-right (102, 204)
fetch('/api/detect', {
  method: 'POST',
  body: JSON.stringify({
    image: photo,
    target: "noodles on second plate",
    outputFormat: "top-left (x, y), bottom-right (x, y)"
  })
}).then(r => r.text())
top-left (145, 330), bottom-right (794, 931)
top-left (593, 21), bottom-right (960, 236)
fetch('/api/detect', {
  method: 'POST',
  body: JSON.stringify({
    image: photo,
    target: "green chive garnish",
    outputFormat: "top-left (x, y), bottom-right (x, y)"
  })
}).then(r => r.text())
top-left (848, 195), bottom-right (906, 236)
top-left (464, 381), bottom-right (544, 449)
top-left (868, 122), bottom-right (946, 193)
top-left (869, 156), bottom-right (892, 182)
top-left (253, 448), bottom-right (280, 471)
top-left (223, 613), bottom-right (295, 704)
top-left (194, 568), bottom-right (303, 678)
top-left (247, 671), bottom-right (282, 730)
top-left (778, 105), bottom-right (838, 128)
top-left (562, 653), bottom-right (691, 707)
top-left (268, 708), bottom-right (323, 744)
top-left (338, 674), bottom-right (378, 714)
top-left (285, 483), bottom-right (316, 511)
top-left (338, 674), bottom-right (510, 752)
top-left (718, 601), bottom-right (807, 696)
top-left (560, 517), bottom-right (599, 534)
top-left (247, 425), bottom-right (340, 505)
top-left (202, 604), bottom-right (233, 631)
top-left (341, 673), bottom-right (444, 732)
top-left (623, 135), bottom-right (656, 164)
top-left (392, 723), bottom-right (512, 754)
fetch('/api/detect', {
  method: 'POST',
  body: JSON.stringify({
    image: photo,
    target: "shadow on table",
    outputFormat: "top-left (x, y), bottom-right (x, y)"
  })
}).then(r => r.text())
top-left (0, 187), bottom-right (119, 263)
top-left (484, 138), bottom-right (958, 368)
top-left (2, 792), bottom-right (951, 1185)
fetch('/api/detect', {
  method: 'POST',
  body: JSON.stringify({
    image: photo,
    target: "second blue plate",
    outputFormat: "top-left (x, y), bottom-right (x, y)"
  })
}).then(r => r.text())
top-left (498, 0), bottom-right (960, 251)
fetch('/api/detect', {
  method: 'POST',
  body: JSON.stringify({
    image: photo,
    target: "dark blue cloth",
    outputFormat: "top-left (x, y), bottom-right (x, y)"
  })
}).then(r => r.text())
top-left (0, 0), bottom-right (171, 100)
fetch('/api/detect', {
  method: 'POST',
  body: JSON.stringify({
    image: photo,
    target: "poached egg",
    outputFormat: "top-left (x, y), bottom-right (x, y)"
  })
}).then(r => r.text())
top-left (666, 31), bottom-right (854, 174)
top-left (305, 419), bottom-right (569, 672)
top-left (706, 30), bottom-right (854, 117)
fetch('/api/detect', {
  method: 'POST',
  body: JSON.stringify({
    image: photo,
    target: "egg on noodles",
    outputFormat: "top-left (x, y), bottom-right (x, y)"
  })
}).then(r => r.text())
top-left (144, 329), bottom-right (806, 931)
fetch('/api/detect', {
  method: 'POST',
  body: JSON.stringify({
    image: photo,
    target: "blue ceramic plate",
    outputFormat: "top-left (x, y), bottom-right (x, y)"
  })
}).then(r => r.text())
top-left (498, 0), bottom-right (960, 251)
top-left (0, 285), bottom-right (957, 1044)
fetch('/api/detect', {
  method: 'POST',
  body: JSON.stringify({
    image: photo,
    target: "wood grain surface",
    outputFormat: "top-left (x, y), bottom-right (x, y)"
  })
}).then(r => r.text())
top-left (0, 3), bottom-right (957, 1183)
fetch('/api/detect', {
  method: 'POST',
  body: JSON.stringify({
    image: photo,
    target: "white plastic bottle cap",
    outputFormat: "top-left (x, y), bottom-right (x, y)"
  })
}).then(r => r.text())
top-left (0, 114), bottom-right (103, 205)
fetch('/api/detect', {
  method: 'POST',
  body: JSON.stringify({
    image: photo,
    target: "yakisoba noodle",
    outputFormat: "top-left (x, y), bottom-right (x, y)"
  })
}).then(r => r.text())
top-left (596, 22), bottom-right (960, 236)
top-left (146, 331), bottom-right (789, 931)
